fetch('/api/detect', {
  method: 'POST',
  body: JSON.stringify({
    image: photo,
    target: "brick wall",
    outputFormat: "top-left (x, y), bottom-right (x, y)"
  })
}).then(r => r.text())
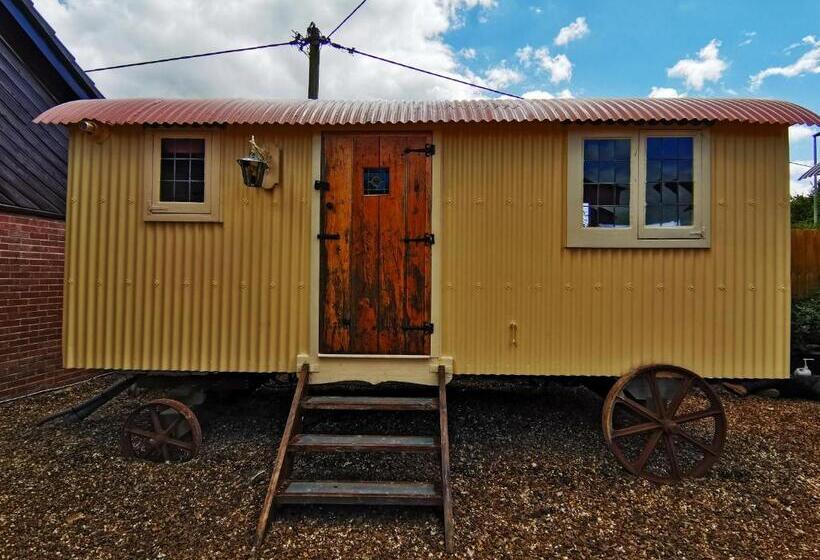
top-left (0, 212), bottom-right (93, 400)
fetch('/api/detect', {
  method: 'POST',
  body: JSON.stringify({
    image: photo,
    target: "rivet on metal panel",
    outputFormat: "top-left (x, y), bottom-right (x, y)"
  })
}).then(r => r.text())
top-left (473, 281), bottom-right (482, 289)
top-left (655, 283), bottom-right (664, 291)
top-left (97, 198), bottom-right (105, 205)
top-left (153, 279), bottom-right (160, 288)
top-left (298, 281), bottom-right (305, 290)
top-left (269, 281), bottom-right (278, 289)
top-left (66, 278), bottom-right (73, 285)
top-left (534, 282), bottom-right (543, 290)
top-left (95, 279), bottom-right (102, 287)
top-left (746, 199), bottom-right (757, 206)
top-left (778, 284), bottom-right (787, 292)
top-left (125, 279), bottom-right (132, 287)
top-left (593, 282), bottom-right (602, 291)
top-left (474, 196), bottom-right (484, 205)
top-left (624, 281), bottom-right (634, 291)
top-left (687, 284), bottom-right (695, 292)
top-left (183, 279), bottom-right (192, 287)
top-left (564, 282), bottom-right (572, 291)
top-left (718, 199), bottom-right (726, 206)
top-left (127, 197), bottom-right (136, 205)
top-left (446, 282), bottom-right (454, 289)
top-left (211, 280), bottom-right (219, 287)
top-left (748, 283), bottom-right (756, 292)
top-left (777, 199), bottom-right (788, 207)
top-left (536, 199), bottom-right (544, 207)
top-left (504, 282), bottom-right (512, 291)
top-left (446, 197), bottom-right (454, 206)
top-left (717, 284), bottom-right (727, 292)
top-left (504, 197), bottom-right (512, 206)
top-left (509, 321), bottom-right (518, 347)
top-left (240, 281), bottom-right (248, 290)
top-left (70, 197), bottom-right (77, 204)
top-left (242, 197), bottom-right (250, 206)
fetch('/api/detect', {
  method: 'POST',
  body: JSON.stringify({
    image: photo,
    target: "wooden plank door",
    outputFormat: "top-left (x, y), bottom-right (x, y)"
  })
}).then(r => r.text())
top-left (320, 133), bottom-right (432, 355)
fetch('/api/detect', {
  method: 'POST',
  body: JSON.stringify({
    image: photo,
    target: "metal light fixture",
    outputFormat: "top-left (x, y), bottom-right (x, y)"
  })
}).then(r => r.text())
top-left (237, 135), bottom-right (270, 188)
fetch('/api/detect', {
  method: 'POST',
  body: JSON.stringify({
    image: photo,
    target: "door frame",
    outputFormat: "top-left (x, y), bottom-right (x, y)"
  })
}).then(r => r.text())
top-left (302, 130), bottom-right (446, 384)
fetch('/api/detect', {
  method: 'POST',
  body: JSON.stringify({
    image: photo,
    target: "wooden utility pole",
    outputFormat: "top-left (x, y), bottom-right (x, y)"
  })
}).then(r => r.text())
top-left (307, 23), bottom-right (321, 100)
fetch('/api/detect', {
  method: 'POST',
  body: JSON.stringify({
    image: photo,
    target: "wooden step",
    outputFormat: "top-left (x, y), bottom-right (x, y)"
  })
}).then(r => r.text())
top-left (301, 395), bottom-right (439, 411)
top-left (276, 481), bottom-right (442, 506)
top-left (289, 434), bottom-right (438, 453)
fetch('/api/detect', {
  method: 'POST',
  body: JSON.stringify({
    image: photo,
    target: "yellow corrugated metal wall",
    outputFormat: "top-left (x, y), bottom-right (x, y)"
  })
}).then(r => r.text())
top-left (64, 123), bottom-right (790, 378)
top-left (64, 126), bottom-right (312, 372)
top-left (439, 123), bottom-right (791, 378)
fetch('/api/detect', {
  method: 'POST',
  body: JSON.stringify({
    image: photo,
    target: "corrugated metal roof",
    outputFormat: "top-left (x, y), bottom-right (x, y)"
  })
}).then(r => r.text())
top-left (35, 97), bottom-right (820, 127)
top-left (798, 163), bottom-right (820, 180)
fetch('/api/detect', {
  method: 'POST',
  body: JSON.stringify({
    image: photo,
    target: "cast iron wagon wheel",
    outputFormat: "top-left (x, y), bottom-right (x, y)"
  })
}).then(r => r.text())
top-left (602, 364), bottom-right (726, 483)
top-left (121, 399), bottom-right (202, 462)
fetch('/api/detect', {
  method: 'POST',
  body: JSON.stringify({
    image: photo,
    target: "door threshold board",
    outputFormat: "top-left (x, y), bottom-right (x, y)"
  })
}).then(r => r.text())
top-left (317, 354), bottom-right (431, 360)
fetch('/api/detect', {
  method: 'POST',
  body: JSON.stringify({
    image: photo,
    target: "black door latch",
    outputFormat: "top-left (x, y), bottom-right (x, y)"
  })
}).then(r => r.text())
top-left (402, 233), bottom-right (435, 245)
top-left (403, 144), bottom-right (436, 157)
top-left (317, 232), bottom-right (340, 240)
top-left (402, 322), bottom-right (434, 334)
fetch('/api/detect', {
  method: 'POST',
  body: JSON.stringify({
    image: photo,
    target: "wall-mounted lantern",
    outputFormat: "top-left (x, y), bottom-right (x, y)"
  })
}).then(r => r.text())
top-left (237, 135), bottom-right (271, 188)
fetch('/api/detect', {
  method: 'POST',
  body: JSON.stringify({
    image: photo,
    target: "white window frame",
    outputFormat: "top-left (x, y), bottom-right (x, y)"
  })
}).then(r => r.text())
top-left (143, 129), bottom-right (222, 222)
top-left (566, 127), bottom-right (710, 249)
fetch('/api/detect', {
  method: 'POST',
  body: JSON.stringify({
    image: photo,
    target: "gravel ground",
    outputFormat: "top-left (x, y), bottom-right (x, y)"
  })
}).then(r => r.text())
top-left (0, 375), bottom-right (818, 560)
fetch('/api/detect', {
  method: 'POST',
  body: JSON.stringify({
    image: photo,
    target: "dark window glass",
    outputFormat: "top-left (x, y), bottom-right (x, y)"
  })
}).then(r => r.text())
top-left (364, 167), bottom-right (390, 195)
top-left (159, 138), bottom-right (206, 203)
top-left (582, 138), bottom-right (630, 228)
top-left (645, 137), bottom-right (694, 227)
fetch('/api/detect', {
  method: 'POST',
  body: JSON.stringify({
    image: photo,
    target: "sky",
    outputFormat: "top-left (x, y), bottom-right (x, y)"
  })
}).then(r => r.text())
top-left (35, 0), bottom-right (819, 194)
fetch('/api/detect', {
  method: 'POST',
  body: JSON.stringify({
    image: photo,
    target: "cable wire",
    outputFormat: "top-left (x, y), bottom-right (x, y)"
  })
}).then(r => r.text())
top-left (328, 40), bottom-right (522, 99)
top-left (85, 39), bottom-right (300, 72)
top-left (327, 0), bottom-right (368, 39)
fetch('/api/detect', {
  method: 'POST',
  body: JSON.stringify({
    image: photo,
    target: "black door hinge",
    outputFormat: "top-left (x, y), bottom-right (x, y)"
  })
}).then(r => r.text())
top-left (403, 322), bottom-right (434, 334)
top-left (314, 180), bottom-right (330, 191)
top-left (403, 144), bottom-right (435, 157)
top-left (402, 233), bottom-right (435, 246)
top-left (317, 232), bottom-right (340, 240)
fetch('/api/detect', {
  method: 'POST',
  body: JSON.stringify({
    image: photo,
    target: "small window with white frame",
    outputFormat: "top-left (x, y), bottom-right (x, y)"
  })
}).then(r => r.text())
top-left (143, 129), bottom-right (222, 222)
top-left (567, 128), bottom-right (710, 248)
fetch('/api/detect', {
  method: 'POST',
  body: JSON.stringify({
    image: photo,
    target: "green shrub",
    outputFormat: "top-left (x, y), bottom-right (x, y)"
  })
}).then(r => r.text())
top-left (791, 194), bottom-right (819, 229)
top-left (792, 292), bottom-right (820, 353)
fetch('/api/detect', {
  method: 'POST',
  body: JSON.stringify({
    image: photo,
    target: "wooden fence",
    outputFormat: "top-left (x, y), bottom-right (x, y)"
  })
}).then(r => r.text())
top-left (792, 229), bottom-right (820, 298)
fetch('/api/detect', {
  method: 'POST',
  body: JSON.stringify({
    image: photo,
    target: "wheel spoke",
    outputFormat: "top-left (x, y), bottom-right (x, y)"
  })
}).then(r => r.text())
top-left (150, 410), bottom-right (164, 433)
top-left (165, 438), bottom-right (194, 452)
top-left (162, 414), bottom-right (184, 436)
top-left (647, 371), bottom-right (665, 418)
top-left (161, 443), bottom-right (170, 462)
top-left (675, 407), bottom-right (722, 424)
top-left (633, 429), bottom-right (663, 473)
top-left (612, 422), bottom-right (659, 439)
top-left (675, 428), bottom-right (718, 457)
top-left (126, 427), bottom-right (159, 440)
top-left (663, 433), bottom-right (681, 480)
top-left (615, 396), bottom-right (660, 422)
top-left (666, 376), bottom-right (693, 418)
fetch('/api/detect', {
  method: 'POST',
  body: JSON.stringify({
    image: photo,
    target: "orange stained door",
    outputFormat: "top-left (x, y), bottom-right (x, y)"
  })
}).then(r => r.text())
top-left (319, 133), bottom-right (433, 355)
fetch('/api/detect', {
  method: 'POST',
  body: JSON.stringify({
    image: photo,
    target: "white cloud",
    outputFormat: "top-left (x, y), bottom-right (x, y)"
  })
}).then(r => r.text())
top-left (738, 31), bottom-right (756, 47)
top-left (483, 65), bottom-right (523, 88)
top-left (459, 48), bottom-right (477, 60)
top-left (750, 35), bottom-right (820, 89)
top-left (791, 161), bottom-right (816, 196)
top-left (648, 86), bottom-right (684, 98)
top-left (554, 17), bottom-right (589, 46)
top-left (33, 0), bottom-right (499, 100)
top-left (790, 125), bottom-right (817, 144)
top-left (667, 39), bottom-right (728, 90)
top-left (522, 88), bottom-right (573, 99)
top-left (516, 45), bottom-right (572, 83)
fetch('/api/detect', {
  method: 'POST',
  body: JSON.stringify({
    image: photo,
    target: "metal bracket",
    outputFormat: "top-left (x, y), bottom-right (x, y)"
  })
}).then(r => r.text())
top-left (317, 232), bottom-right (340, 240)
top-left (402, 322), bottom-right (434, 335)
top-left (403, 144), bottom-right (436, 157)
top-left (402, 233), bottom-right (435, 246)
top-left (314, 180), bottom-right (330, 191)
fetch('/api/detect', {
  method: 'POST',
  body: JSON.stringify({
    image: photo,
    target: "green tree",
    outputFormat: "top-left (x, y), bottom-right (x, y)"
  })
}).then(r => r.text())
top-left (791, 194), bottom-right (818, 229)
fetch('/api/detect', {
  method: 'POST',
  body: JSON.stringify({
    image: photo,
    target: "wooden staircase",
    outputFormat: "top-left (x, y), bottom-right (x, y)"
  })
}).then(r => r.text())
top-left (254, 364), bottom-right (454, 553)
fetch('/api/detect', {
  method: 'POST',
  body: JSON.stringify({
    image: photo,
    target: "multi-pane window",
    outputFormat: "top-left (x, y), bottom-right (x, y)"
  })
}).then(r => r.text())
top-left (159, 138), bottom-right (205, 203)
top-left (583, 139), bottom-right (630, 228)
top-left (645, 137), bottom-right (693, 227)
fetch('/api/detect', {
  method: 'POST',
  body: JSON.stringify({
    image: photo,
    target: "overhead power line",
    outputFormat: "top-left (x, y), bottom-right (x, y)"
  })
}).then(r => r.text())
top-left (327, 40), bottom-right (523, 99)
top-left (84, 39), bottom-right (300, 73)
top-left (327, 0), bottom-right (368, 39)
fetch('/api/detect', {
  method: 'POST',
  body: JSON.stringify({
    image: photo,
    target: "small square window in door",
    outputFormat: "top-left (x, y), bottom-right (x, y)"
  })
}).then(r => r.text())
top-left (364, 167), bottom-right (389, 195)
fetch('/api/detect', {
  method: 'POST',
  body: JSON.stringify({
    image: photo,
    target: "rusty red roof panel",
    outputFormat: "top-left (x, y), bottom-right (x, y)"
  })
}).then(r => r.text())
top-left (34, 98), bottom-right (820, 127)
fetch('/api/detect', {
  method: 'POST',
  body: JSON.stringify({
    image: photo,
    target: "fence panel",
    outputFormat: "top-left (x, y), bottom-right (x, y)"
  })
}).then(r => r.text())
top-left (792, 229), bottom-right (820, 298)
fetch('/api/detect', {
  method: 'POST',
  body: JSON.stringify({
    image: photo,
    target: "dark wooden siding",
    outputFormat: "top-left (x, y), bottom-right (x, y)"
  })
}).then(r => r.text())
top-left (0, 33), bottom-right (69, 217)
